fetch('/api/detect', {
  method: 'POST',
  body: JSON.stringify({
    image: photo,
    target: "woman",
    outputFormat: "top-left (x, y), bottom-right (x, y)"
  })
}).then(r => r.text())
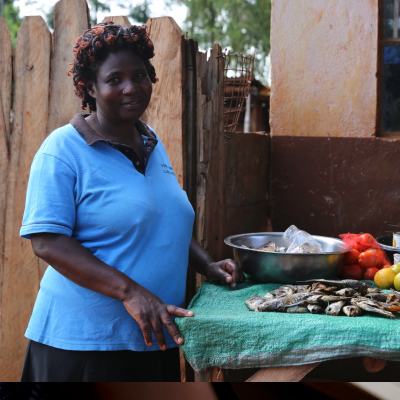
top-left (20, 22), bottom-right (244, 382)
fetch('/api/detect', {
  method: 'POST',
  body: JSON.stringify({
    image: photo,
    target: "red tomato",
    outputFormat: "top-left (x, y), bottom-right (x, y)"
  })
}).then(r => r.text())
top-left (358, 251), bottom-right (379, 269)
top-left (343, 249), bottom-right (360, 265)
top-left (382, 263), bottom-right (392, 269)
top-left (364, 248), bottom-right (386, 267)
top-left (342, 264), bottom-right (364, 280)
top-left (358, 233), bottom-right (375, 251)
top-left (364, 267), bottom-right (379, 281)
top-left (352, 243), bottom-right (365, 252)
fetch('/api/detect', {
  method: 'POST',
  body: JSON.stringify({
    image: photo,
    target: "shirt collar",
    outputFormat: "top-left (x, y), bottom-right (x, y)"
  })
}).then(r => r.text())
top-left (69, 113), bottom-right (157, 146)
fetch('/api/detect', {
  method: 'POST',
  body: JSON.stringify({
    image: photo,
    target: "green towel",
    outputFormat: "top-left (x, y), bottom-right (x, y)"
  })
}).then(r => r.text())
top-left (176, 280), bottom-right (400, 371)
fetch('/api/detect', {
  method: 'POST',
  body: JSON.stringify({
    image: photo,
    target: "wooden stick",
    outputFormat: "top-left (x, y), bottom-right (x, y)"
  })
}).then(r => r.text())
top-left (245, 362), bottom-right (320, 382)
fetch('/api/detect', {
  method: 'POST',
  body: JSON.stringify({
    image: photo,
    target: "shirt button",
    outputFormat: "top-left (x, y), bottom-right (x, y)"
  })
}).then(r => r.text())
top-left (136, 161), bottom-right (140, 165)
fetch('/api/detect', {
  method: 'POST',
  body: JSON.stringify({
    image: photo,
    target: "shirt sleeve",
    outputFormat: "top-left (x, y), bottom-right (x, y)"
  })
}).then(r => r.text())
top-left (20, 152), bottom-right (77, 240)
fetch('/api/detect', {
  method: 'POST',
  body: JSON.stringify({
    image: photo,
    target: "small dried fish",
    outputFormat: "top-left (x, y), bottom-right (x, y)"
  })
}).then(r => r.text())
top-left (298, 279), bottom-right (371, 295)
top-left (306, 295), bottom-right (324, 305)
top-left (245, 295), bottom-right (268, 311)
top-left (307, 304), bottom-right (324, 314)
top-left (286, 305), bottom-right (309, 313)
top-left (351, 299), bottom-right (396, 319)
top-left (366, 292), bottom-right (393, 302)
top-left (310, 282), bottom-right (338, 292)
top-left (320, 295), bottom-right (351, 304)
top-left (335, 288), bottom-right (357, 297)
top-left (377, 302), bottom-right (400, 312)
top-left (390, 290), bottom-right (400, 301)
top-left (258, 292), bottom-right (313, 312)
top-left (367, 288), bottom-right (381, 293)
top-left (325, 300), bottom-right (346, 316)
top-left (343, 305), bottom-right (362, 317)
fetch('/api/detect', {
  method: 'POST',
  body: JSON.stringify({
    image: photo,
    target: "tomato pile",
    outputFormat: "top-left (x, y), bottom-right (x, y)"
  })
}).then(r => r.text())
top-left (338, 233), bottom-right (390, 281)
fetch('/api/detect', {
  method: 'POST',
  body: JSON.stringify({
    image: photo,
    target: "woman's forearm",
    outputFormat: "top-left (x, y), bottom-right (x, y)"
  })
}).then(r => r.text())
top-left (31, 232), bottom-right (136, 301)
top-left (188, 237), bottom-right (215, 276)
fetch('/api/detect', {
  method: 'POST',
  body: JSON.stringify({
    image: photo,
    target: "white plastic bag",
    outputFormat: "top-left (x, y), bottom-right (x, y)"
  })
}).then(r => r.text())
top-left (283, 225), bottom-right (323, 253)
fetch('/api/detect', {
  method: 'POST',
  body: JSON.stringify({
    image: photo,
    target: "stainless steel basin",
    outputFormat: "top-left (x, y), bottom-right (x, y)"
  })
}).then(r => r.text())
top-left (224, 232), bottom-right (347, 284)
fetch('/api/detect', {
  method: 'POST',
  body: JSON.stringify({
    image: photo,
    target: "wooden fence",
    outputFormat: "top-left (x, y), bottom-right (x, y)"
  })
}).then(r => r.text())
top-left (0, 0), bottom-right (269, 381)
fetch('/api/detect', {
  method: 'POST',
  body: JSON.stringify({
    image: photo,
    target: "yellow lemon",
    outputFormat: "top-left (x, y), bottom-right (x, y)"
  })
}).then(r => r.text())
top-left (392, 264), bottom-right (400, 274)
top-left (394, 273), bottom-right (400, 291)
top-left (374, 268), bottom-right (397, 290)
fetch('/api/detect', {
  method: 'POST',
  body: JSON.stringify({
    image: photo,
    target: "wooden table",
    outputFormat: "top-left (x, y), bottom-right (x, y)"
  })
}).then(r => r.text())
top-left (194, 357), bottom-right (387, 382)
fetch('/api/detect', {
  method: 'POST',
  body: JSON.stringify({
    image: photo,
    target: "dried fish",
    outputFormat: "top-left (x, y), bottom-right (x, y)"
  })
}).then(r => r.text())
top-left (320, 295), bottom-right (351, 304)
top-left (335, 288), bottom-right (357, 297)
top-left (377, 302), bottom-right (400, 312)
top-left (286, 305), bottom-right (309, 313)
top-left (309, 283), bottom-right (338, 292)
top-left (307, 304), bottom-right (324, 314)
top-left (245, 280), bottom-right (399, 319)
top-left (390, 290), bottom-right (400, 301)
top-left (343, 305), bottom-right (362, 317)
top-left (306, 295), bottom-right (324, 305)
top-left (366, 292), bottom-right (393, 302)
top-left (258, 292), bottom-right (314, 312)
top-left (351, 298), bottom-right (396, 319)
top-left (245, 295), bottom-right (268, 311)
top-left (298, 279), bottom-right (371, 295)
top-left (325, 300), bottom-right (346, 316)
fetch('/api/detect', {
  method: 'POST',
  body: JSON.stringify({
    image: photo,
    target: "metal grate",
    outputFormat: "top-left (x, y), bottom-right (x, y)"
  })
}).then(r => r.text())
top-left (223, 50), bottom-right (255, 132)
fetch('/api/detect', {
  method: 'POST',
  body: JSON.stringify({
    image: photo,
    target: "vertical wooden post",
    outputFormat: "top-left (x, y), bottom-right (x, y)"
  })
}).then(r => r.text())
top-left (46, 0), bottom-right (90, 134)
top-left (0, 16), bottom-right (12, 380)
top-left (142, 17), bottom-right (186, 188)
top-left (1, 16), bottom-right (51, 381)
top-left (102, 16), bottom-right (131, 27)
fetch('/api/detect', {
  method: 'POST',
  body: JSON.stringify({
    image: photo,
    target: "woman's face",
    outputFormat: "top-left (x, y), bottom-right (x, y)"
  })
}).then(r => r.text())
top-left (87, 49), bottom-right (153, 121)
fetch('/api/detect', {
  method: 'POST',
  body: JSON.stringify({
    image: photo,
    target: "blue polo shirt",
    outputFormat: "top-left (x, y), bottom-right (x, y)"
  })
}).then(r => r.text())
top-left (20, 114), bottom-right (195, 351)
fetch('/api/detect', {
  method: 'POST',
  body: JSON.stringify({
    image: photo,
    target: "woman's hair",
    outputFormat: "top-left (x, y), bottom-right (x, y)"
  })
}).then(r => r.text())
top-left (68, 21), bottom-right (158, 112)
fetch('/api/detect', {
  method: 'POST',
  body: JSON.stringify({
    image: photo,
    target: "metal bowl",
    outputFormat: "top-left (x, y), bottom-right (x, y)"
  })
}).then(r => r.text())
top-left (376, 235), bottom-right (400, 264)
top-left (224, 232), bottom-right (347, 284)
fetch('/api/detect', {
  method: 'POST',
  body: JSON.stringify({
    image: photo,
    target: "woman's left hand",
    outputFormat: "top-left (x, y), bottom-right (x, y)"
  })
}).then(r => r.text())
top-left (205, 259), bottom-right (246, 288)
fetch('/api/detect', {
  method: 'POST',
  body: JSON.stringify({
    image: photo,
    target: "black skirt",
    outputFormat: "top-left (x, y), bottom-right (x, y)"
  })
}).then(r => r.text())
top-left (20, 340), bottom-right (180, 382)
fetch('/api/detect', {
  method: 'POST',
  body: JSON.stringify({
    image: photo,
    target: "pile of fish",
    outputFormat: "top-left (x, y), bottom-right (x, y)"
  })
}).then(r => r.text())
top-left (240, 241), bottom-right (287, 253)
top-left (245, 279), bottom-right (400, 318)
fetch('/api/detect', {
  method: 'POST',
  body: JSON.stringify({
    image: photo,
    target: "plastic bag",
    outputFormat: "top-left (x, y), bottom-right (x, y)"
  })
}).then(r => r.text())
top-left (339, 232), bottom-right (391, 266)
top-left (283, 225), bottom-right (323, 253)
top-left (394, 254), bottom-right (400, 264)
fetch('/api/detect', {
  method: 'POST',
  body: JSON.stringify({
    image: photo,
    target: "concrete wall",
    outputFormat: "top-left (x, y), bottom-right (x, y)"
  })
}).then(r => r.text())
top-left (271, 0), bottom-right (378, 138)
top-left (270, 0), bottom-right (400, 237)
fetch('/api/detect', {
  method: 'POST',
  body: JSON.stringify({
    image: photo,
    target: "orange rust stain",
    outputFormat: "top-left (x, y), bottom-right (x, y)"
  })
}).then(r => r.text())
top-left (317, 10), bottom-right (323, 24)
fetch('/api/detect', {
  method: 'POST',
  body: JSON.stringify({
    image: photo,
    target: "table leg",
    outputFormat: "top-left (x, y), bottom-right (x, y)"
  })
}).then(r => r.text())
top-left (245, 362), bottom-right (320, 382)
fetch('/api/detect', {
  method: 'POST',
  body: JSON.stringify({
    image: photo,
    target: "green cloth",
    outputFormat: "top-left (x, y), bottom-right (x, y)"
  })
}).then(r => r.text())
top-left (176, 281), bottom-right (400, 371)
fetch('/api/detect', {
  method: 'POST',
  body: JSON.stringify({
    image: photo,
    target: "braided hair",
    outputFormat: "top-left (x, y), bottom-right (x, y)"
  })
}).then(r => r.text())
top-left (68, 21), bottom-right (158, 112)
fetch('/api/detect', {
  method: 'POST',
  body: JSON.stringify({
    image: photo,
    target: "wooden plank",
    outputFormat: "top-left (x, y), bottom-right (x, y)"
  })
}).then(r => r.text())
top-left (102, 16), bottom-right (131, 27)
top-left (141, 17), bottom-right (186, 188)
top-left (46, 0), bottom-right (90, 134)
top-left (0, 17), bottom-right (12, 381)
top-left (245, 363), bottom-right (320, 382)
top-left (222, 132), bottom-right (270, 258)
top-left (0, 16), bottom-right (51, 381)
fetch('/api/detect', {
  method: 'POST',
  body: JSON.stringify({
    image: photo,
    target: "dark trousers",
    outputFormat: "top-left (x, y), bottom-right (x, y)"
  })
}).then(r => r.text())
top-left (21, 340), bottom-right (180, 382)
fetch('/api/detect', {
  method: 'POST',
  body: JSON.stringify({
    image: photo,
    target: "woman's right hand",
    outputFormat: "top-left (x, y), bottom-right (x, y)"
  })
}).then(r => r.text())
top-left (122, 283), bottom-right (194, 351)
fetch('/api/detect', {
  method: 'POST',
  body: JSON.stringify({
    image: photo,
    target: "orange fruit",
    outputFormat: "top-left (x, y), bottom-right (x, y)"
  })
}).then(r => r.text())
top-left (374, 268), bottom-right (397, 290)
